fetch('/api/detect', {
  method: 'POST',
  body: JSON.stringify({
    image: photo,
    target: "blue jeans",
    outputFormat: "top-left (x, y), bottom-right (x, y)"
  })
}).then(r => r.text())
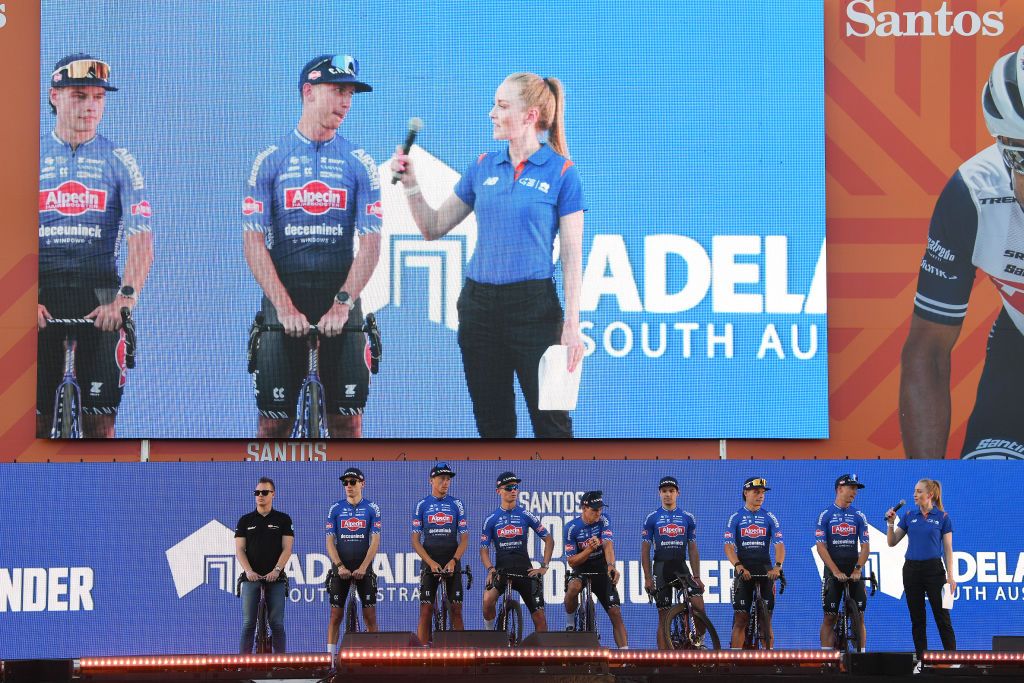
top-left (240, 580), bottom-right (287, 653)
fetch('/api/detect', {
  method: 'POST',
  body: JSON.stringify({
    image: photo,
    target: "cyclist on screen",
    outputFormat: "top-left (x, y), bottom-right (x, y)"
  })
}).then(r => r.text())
top-left (480, 471), bottom-right (554, 633)
top-left (816, 474), bottom-right (870, 650)
top-left (37, 53), bottom-right (154, 437)
top-left (325, 466), bottom-right (381, 659)
top-left (243, 54), bottom-right (381, 438)
top-left (411, 462), bottom-right (469, 644)
top-left (563, 491), bottom-right (628, 647)
top-left (723, 477), bottom-right (785, 649)
top-left (901, 45), bottom-right (1024, 459)
top-left (641, 476), bottom-right (707, 650)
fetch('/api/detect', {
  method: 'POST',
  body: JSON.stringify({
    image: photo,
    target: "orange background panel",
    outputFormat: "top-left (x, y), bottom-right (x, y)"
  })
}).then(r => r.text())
top-left (1, 2), bottom-right (1015, 460)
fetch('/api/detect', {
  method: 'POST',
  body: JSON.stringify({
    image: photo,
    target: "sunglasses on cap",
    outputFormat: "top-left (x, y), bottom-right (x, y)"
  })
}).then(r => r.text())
top-left (745, 478), bottom-right (769, 489)
top-left (342, 478), bottom-right (360, 486)
top-left (254, 489), bottom-right (273, 496)
top-left (53, 59), bottom-right (111, 82)
top-left (311, 54), bottom-right (359, 77)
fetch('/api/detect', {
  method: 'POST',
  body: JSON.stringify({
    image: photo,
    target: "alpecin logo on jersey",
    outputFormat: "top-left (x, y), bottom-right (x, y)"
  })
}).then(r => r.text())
top-left (496, 524), bottom-right (523, 539)
top-left (39, 181), bottom-right (108, 215)
top-left (659, 523), bottom-right (686, 538)
top-left (341, 518), bottom-right (367, 532)
top-left (284, 180), bottom-right (347, 215)
top-left (428, 512), bottom-right (453, 526)
top-left (130, 200), bottom-right (152, 218)
top-left (740, 524), bottom-right (767, 539)
top-left (242, 196), bottom-right (264, 216)
top-left (831, 522), bottom-right (857, 537)
top-left (365, 200), bottom-right (383, 219)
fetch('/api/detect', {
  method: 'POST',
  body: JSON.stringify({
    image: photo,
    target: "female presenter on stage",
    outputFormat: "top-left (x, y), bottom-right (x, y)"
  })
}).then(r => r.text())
top-left (391, 73), bottom-right (586, 439)
top-left (885, 479), bottom-right (956, 658)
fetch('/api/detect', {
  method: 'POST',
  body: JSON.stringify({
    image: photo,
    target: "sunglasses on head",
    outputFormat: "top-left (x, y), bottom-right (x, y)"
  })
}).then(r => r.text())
top-left (342, 479), bottom-right (360, 486)
top-left (254, 490), bottom-right (273, 496)
top-left (54, 59), bottom-right (111, 82)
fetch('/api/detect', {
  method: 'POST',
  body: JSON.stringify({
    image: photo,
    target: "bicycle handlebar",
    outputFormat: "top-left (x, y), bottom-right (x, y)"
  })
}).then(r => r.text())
top-left (745, 569), bottom-right (787, 594)
top-left (248, 311), bottom-right (382, 374)
top-left (430, 565), bottom-right (473, 590)
top-left (46, 307), bottom-right (136, 369)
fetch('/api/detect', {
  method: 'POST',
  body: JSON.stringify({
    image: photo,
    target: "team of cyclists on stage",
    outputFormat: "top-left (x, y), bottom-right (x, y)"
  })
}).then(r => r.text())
top-left (235, 465), bottom-right (889, 654)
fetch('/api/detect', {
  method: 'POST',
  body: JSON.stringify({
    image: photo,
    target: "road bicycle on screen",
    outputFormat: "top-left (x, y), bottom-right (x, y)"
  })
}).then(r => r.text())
top-left (651, 573), bottom-right (721, 650)
top-left (742, 570), bottom-right (786, 650)
top-left (831, 571), bottom-right (877, 654)
top-left (235, 575), bottom-right (275, 654)
top-left (248, 311), bottom-right (381, 438)
top-left (565, 571), bottom-right (602, 637)
top-left (46, 307), bottom-right (135, 439)
top-left (488, 569), bottom-right (539, 646)
top-left (429, 566), bottom-right (473, 642)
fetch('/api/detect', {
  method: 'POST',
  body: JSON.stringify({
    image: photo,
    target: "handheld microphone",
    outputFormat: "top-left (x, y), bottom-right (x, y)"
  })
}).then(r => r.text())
top-left (887, 499), bottom-right (906, 521)
top-left (391, 117), bottom-right (424, 184)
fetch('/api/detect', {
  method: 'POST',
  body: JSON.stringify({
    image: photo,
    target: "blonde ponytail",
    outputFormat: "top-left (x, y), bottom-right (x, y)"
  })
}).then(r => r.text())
top-left (505, 72), bottom-right (569, 158)
top-left (918, 479), bottom-right (944, 512)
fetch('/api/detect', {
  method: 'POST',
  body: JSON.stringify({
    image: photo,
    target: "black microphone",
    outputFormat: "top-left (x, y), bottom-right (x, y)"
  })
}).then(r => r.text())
top-left (887, 499), bottom-right (906, 521)
top-left (391, 117), bottom-right (424, 184)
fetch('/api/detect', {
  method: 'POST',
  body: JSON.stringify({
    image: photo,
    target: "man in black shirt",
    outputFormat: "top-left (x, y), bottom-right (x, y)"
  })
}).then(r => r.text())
top-left (235, 477), bottom-right (294, 653)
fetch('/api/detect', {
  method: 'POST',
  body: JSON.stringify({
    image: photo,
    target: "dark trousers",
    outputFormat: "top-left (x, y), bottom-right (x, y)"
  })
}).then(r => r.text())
top-left (903, 559), bottom-right (955, 657)
top-left (457, 278), bottom-right (572, 438)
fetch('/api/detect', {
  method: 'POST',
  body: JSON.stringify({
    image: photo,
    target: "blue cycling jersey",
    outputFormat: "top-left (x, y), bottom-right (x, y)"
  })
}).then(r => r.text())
top-left (564, 514), bottom-right (613, 570)
top-left (412, 494), bottom-right (468, 557)
top-left (641, 507), bottom-right (697, 563)
top-left (325, 497), bottom-right (381, 567)
top-left (243, 129), bottom-right (381, 277)
top-left (39, 131), bottom-right (151, 286)
top-left (814, 503), bottom-right (869, 565)
top-left (723, 506), bottom-right (783, 568)
top-left (479, 504), bottom-right (548, 569)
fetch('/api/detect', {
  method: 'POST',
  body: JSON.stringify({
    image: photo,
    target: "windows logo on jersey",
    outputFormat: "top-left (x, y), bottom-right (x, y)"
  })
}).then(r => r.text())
top-left (39, 181), bottom-right (107, 215)
top-left (428, 512), bottom-right (453, 526)
top-left (284, 180), bottom-right (347, 215)
top-left (740, 525), bottom-right (767, 539)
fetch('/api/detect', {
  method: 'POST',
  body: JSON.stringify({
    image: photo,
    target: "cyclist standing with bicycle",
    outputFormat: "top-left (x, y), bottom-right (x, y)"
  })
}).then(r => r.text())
top-left (326, 467), bottom-right (381, 658)
top-left (816, 474), bottom-right (870, 650)
top-left (641, 476), bottom-right (707, 650)
top-left (243, 54), bottom-right (382, 438)
top-left (235, 477), bottom-right (294, 653)
top-left (563, 491), bottom-right (628, 647)
top-left (412, 463), bottom-right (469, 645)
top-left (480, 471), bottom-right (554, 633)
top-left (724, 477), bottom-right (785, 649)
top-left (37, 53), bottom-right (154, 438)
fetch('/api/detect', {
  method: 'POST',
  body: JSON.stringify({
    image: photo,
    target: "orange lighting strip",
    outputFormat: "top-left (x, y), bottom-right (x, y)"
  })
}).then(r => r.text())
top-left (923, 652), bottom-right (1024, 664)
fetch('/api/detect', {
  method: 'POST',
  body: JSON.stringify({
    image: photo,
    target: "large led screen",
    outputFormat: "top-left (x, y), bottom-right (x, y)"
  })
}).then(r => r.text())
top-left (37, 1), bottom-right (826, 438)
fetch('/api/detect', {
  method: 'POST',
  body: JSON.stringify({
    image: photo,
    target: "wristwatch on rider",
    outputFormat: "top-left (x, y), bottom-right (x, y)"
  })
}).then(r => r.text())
top-left (775, 562), bottom-right (783, 568)
top-left (274, 566), bottom-right (282, 572)
top-left (334, 290), bottom-right (353, 307)
top-left (117, 285), bottom-right (137, 301)
top-left (854, 564), bottom-right (862, 570)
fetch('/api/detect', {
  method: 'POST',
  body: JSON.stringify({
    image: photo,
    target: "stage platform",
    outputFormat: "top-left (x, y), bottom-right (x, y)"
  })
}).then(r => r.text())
top-left (2, 650), bottom-right (1023, 682)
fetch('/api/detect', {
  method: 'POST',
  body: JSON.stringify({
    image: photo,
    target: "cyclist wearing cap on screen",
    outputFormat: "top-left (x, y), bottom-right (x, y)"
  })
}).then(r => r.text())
top-left (38, 53), bottom-right (154, 437)
top-left (480, 471), bottom-right (554, 632)
top-left (723, 477), bottom-right (785, 649)
top-left (900, 45), bottom-right (1024, 459)
top-left (325, 467), bottom-right (381, 657)
top-left (563, 491), bottom-right (628, 647)
top-left (641, 476), bottom-right (707, 650)
top-left (244, 54), bottom-right (381, 438)
top-left (816, 474), bottom-right (870, 650)
top-left (411, 462), bottom-right (469, 644)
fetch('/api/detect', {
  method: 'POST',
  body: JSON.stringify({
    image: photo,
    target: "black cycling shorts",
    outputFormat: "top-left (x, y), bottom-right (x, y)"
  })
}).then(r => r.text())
top-left (37, 285), bottom-right (128, 417)
top-left (567, 568), bottom-right (621, 612)
top-left (961, 310), bottom-right (1024, 459)
top-left (326, 567), bottom-right (377, 609)
top-left (732, 568), bottom-right (775, 613)
top-left (489, 568), bottom-right (545, 614)
top-left (653, 560), bottom-right (701, 610)
top-left (254, 279), bottom-right (370, 419)
top-left (419, 558), bottom-right (464, 605)
top-left (821, 565), bottom-right (867, 615)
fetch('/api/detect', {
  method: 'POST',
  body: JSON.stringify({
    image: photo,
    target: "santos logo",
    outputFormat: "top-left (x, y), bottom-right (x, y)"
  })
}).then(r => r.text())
top-left (846, 1), bottom-right (1003, 37)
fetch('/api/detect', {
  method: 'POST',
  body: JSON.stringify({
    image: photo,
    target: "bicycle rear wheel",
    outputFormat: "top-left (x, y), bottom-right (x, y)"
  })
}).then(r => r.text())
top-left (504, 600), bottom-right (523, 646)
top-left (844, 596), bottom-right (862, 653)
top-left (662, 605), bottom-right (720, 650)
top-left (345, 595), bottom-right (361, 634)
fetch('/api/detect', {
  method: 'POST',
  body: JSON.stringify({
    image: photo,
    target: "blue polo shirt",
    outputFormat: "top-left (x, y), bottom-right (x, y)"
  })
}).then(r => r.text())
top-left (454, 144), bottom-right (587, 285)
top-left (898, 507), bottom-right (952, 561)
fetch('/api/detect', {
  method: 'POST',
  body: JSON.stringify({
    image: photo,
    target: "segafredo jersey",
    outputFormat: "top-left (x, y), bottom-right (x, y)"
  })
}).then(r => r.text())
top-left (242, 129), bottom-right (381, 277)
top-left (914, 144), bottom-right (1024, 332)
top-left (38, 132), bottom-right (151, 286)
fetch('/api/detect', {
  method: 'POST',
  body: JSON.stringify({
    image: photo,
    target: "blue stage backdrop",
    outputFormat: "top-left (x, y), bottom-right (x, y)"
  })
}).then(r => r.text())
top-left (39, 0), bottom-right (825, 438)
top-left (1, 461), bottom-right (1020, 658)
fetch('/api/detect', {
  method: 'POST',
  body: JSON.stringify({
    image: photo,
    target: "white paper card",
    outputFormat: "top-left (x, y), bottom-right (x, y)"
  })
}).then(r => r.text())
top-left (537, 345), bottom-right (582, 411)
top-left (941, 584), bottom-right (954, 610)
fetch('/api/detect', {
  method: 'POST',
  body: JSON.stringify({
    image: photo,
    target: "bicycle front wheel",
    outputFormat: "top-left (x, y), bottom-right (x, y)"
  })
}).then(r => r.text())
top-left (844, 596), bottom-right (862, 653)
top-left (662, 605), bottom-right (721, 650)
top-left (256, 600), bottom-right (271, 653)
top-left (308, 383), bottom-right (322, 438)
top-left (505, 600), bottom-right (524, 646)
top-left (55, 384), bottom-right (78, 438)
top-left (345, 596), bottom-right (361, 634)
top-left (755, 600), bottom-right (772, 650)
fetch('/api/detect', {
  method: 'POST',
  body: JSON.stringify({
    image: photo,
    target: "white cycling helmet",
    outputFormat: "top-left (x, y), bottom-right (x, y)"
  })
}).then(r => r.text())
top-left (982, 46), bottom-right (1024, 140)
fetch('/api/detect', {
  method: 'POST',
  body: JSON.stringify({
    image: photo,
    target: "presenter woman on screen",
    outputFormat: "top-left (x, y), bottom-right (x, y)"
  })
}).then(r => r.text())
top-left (885, 479), bottom-right (956, 658)
top-left (390, 73), bottom-right (585, 438)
